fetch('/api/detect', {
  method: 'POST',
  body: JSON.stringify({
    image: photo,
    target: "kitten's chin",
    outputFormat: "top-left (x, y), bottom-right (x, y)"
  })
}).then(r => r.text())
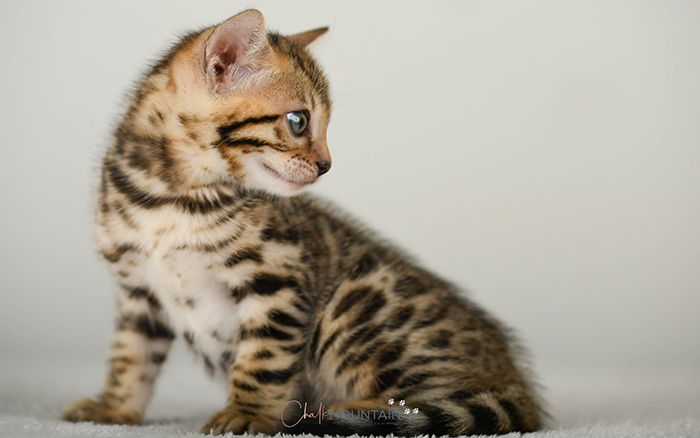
top-left (242, 158), bottom-right (317, 197)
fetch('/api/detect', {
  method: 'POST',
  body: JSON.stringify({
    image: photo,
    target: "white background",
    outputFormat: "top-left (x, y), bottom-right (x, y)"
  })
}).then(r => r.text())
top-left (1, 0), bottom-right (698, 417)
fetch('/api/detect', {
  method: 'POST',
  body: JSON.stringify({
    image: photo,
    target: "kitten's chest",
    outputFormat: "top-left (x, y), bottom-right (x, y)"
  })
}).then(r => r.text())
top-left (127, 220), bottom-right (245, 372)
top-left (150, 248), bottom-right (238, 357)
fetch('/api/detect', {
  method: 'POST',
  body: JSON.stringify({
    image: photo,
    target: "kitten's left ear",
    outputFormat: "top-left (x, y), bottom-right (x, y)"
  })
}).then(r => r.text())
top-left (288, 27), bottom-right (329, 48)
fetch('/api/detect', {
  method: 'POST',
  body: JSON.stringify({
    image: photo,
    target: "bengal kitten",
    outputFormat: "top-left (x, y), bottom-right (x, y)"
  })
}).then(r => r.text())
top-left (62, 9), bottom-right (543, 436)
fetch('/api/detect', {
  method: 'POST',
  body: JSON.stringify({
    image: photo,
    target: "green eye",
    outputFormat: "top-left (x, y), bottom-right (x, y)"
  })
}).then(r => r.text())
top-left (287, 111), bottom-right (308, 135)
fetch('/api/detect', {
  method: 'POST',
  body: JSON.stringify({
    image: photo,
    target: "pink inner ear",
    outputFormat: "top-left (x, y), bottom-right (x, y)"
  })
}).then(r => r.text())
top-left (210, 41), bottom-right (237, 68)
top-left (207, 39), bottom-right (238, 80)
top-left (204, 9), bottom-right (267, 92)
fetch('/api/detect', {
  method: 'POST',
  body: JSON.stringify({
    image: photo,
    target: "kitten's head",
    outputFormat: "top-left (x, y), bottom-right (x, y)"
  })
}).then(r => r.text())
top-left (151, 10), bottom-right (331, 196)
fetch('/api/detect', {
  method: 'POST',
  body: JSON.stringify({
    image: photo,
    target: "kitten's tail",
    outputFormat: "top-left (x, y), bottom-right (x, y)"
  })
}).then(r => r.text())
top-left (287, 389), bottom-right (541, 437)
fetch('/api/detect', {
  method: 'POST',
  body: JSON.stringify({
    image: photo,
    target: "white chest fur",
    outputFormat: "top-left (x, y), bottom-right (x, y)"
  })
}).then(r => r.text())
top-left (105, 208), bottom-right (248, 376)
top-left (149, 248), bottom-right (240, 375)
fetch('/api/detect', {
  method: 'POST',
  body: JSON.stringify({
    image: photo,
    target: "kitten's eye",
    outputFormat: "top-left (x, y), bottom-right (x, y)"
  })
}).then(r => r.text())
top-left (287, 111), bottom-right (308, 135)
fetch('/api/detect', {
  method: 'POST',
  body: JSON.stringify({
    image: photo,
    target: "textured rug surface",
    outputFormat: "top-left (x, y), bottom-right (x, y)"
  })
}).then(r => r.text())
top-left (2, 351), bottom-right (699, 438)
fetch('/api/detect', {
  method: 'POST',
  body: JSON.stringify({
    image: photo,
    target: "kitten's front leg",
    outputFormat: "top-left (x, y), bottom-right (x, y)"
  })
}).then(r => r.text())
top-left (62, 285), bottom-right (174, 424)
top-left (202, 290), bottom-right (307, 435)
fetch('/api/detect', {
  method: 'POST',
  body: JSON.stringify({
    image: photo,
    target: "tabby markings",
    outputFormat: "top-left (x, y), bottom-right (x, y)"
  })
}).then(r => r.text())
top-left (117, 314), bottom-right (175, 340)
top-left (224, 247), bottom-right (263, 267)
top-left (216, 115), bottom-right (287, 151)
top-left (249, 363), bottom-right (298, 385)
top-left (217, 115), bottom-right (280, 138)
top-left (106, 160), bottom-right (240, 214)
top-left (230, 274), bottom-right (299, 303)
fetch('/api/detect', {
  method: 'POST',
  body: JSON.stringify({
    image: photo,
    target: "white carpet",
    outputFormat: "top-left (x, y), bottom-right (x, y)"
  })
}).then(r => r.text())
top-left (2, 350), bottom-right (699, 438)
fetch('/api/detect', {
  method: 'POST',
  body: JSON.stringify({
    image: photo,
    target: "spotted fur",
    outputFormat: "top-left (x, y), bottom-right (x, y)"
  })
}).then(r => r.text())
top-left (62, 10), bottom-right (543, 436)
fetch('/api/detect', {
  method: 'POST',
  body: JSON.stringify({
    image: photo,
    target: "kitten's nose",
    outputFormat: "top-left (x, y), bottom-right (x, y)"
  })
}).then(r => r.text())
top-left (316, 160), bottom-right (331, 176)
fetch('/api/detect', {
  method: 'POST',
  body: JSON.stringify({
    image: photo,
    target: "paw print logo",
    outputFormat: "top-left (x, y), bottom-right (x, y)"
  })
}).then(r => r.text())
top-left (387, 399), bottom-right (419, 415)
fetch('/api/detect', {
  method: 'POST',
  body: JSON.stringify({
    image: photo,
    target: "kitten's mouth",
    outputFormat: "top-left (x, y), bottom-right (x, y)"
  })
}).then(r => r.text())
top-left (261, 162), bottom-right (316, 190)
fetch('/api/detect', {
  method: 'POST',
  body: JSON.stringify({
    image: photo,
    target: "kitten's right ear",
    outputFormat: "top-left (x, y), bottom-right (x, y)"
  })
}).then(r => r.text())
top-left (205, 9), bottom-right (270, 94)
top-left (288, 27), bottom-right (329, 48)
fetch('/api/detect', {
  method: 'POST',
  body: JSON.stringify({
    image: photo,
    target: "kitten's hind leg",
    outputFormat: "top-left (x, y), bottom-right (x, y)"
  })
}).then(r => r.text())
top-left (62, 285), bottom-right (174, 424)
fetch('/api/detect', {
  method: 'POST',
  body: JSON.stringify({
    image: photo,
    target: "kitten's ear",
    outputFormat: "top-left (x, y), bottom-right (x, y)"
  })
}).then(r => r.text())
top-left (205, 9), bottom-right (270, 94)
top-left (288, 27), bottom-right (329, 48)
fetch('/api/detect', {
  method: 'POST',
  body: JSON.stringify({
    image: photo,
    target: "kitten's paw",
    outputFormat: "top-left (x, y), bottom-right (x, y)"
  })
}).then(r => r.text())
top-left (61, 397), bottom-right (140, 425)
top-left (201, 408), bottom-right (276, 435)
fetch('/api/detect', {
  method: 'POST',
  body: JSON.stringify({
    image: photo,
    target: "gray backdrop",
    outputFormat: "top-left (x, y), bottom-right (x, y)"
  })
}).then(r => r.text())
top-left (1, 0), bottom-right (698, 392)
